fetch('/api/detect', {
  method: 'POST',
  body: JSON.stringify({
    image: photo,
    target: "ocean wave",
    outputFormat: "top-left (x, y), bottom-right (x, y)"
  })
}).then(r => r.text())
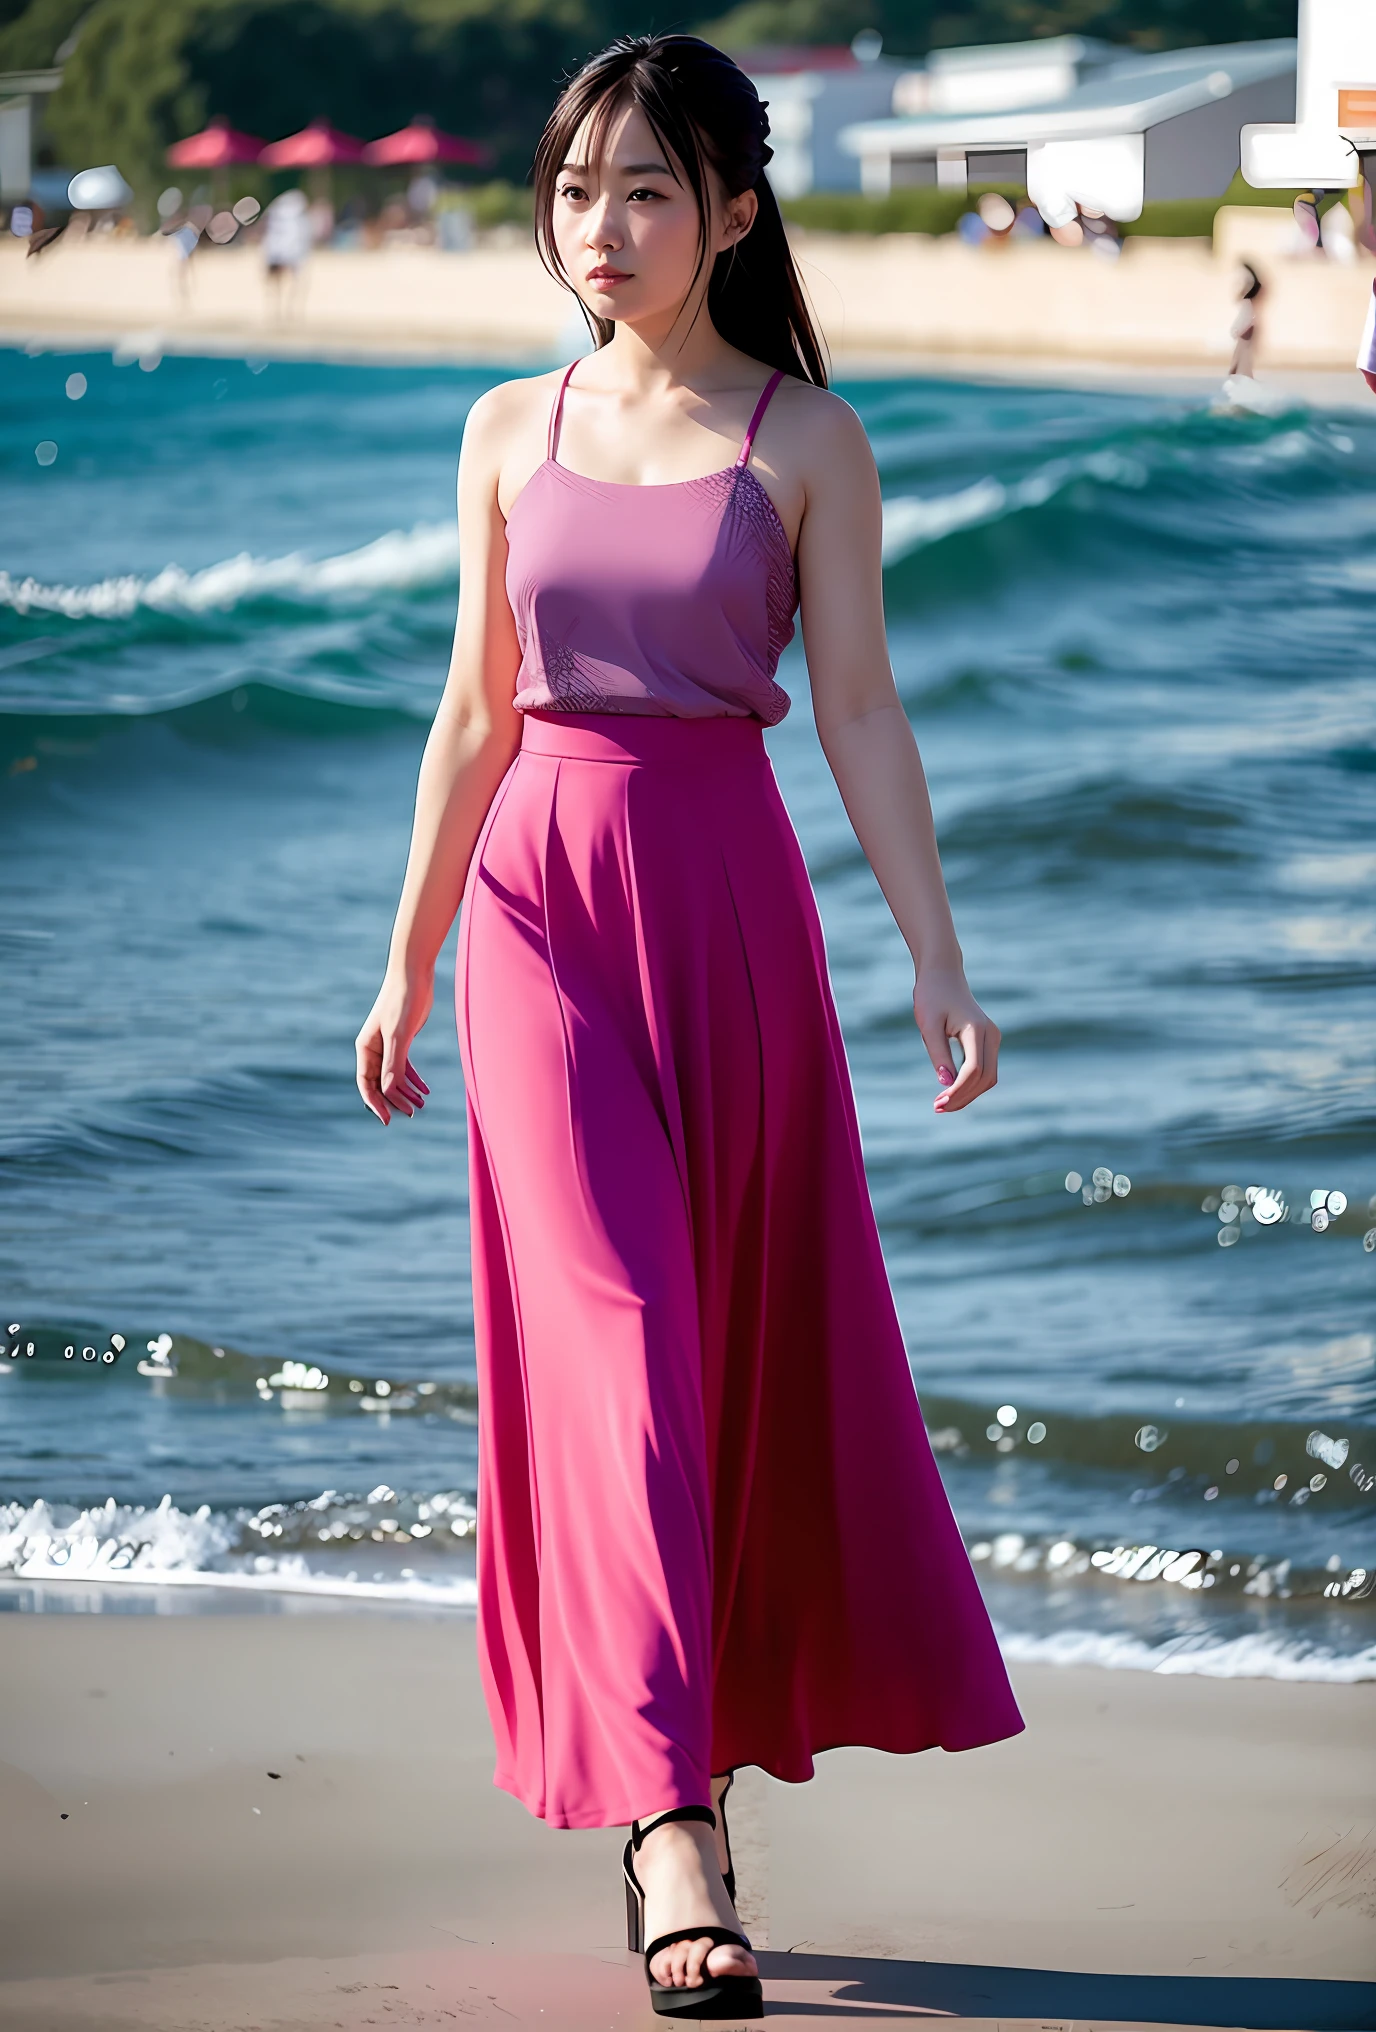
top-left (0, 452), bottom-right (1144, 631)
top-left (0, 522), bottom-right (460, 622)
top-left (879, 448), bottom-right (1147, 565)
top-left (5, 1490), bottom-right (1371, 1677)
top-left (998, 1625), bottom-right (1376, 1683)
top-left (0, 1489), bottom-right (478, 1607)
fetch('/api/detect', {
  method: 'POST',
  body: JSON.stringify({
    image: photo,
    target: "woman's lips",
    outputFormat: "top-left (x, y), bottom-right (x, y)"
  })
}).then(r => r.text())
top-left (586, 267), bottom-right (630, 285)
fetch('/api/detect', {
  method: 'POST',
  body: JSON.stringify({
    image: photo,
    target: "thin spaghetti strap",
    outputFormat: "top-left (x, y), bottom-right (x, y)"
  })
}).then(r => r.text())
top-left (547, 362), bottom-right (579, 464)
top-left (736, 370), bottom-right (786, 469)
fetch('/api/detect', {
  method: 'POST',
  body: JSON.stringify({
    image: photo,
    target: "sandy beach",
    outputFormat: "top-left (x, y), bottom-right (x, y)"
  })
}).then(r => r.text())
top-left (0, 1603), bottom-right (1371, 2030)
top-left (2, 206), bottom-right (1370, 383)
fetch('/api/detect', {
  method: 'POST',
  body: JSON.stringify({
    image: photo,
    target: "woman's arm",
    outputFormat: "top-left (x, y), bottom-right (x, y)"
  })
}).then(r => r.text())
top-left (354, 389), bottom-right (526, 1125)
top-left (794, 396), bottom-right (998, 1114)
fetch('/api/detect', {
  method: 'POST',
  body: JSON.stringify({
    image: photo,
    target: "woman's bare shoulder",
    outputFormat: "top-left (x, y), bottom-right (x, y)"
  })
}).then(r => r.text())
top-left (776, 378), bottom-right (869, 448)
top-left (763, 377), bottom-right (874, 494)
top-left (461, 370), bottom-right (564, 457)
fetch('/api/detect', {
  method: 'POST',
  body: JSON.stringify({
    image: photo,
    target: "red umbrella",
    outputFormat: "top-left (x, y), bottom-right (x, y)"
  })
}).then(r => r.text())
top-left (167, 118), bottom-right (263, 169)
top-left (259, 120), bottom-right (365, 169)
top-left (362, 116), bottom-right (491, 168)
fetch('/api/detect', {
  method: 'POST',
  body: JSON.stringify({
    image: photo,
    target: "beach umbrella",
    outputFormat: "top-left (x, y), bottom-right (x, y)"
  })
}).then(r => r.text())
top-left (362, 116), bottom-right (491, 169)
top-left (258, 120), bottom-right (365, 169)
top-left (167, 118), bottom-right (264, 170)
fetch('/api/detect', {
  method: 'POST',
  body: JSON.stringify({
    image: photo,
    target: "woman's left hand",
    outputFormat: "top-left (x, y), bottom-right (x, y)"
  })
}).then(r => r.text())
top-left (912, 966), bottom-right (1000, 1114)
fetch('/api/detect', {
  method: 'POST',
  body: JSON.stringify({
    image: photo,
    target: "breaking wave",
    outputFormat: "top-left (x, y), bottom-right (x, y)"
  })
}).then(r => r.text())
top-left (0, 521), bottom-right (460, 622)
top-left (997, 1626), bottom-right (1376, 1683)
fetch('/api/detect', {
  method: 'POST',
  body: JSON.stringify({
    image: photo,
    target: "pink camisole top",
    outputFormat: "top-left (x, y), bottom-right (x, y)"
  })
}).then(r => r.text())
top-left (505, 363), bottom-right (797, 726)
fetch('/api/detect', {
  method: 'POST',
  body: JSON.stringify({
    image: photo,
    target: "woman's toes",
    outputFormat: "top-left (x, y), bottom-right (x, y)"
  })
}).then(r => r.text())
top-left (683, 1941), bottom-right (710, 1988)
top-left (707, 1943), bottom-right (756, 1980)
top-left (652, 1945), bottom-right (692, 1988)
top-left (653, 1936), bottom-right (754, 1988)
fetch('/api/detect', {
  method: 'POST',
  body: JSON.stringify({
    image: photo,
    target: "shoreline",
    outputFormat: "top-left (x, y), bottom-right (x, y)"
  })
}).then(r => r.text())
top-left (5, 322), bottom-right (1370, 410)
top-left (2, 215), bottom-right (1369, 398)
top-left (3, 1572), bottom-right (1373, 1687)
top-left (0, 1610), bottom-right (1372, 2029)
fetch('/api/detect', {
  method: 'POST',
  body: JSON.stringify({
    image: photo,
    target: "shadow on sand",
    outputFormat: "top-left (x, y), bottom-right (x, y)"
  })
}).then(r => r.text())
top-left (754, 1952), bottom-right (1376, 2027)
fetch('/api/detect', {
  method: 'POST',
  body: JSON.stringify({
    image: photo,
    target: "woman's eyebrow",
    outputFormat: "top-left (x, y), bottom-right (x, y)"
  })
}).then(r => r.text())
top-left (558, 160), bottom-right (674, 176)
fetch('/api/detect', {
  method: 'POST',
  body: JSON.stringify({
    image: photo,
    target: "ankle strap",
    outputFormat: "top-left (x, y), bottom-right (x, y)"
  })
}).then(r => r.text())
top-left (631, 1803), bottom-right (716, 1849)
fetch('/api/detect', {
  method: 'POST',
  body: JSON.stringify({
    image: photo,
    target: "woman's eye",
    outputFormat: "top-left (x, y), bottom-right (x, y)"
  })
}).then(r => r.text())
top-left (557, 184), bottom-right (587, 202)
top-left (627, 186), bottom-right (666, 203)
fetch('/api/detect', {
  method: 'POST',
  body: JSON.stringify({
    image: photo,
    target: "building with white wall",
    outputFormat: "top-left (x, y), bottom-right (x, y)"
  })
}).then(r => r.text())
top-left (0, 68), bottom-right (61, 206)
top-left (841, 37), bottom-right (1297, 222)
top-left (1242, 0), bottom-right (1374, 189)
top-left (742, 46), bottom-right (900, 197)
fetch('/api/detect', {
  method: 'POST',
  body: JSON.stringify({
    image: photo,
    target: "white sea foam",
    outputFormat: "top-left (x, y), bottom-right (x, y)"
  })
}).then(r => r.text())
top-left (998, 1625), bottom-right (1376, 1684)
top-left (0, 522), bottom-right (459, 620)
top-left (2, 453), bottom-right (1147, 620)
top-left (880, 449), bottom-right (1146, 565)
top-left (4, 1498), bottom-right (1371, 1671)
top-left (0, 1495), bottom-right (476, 1608)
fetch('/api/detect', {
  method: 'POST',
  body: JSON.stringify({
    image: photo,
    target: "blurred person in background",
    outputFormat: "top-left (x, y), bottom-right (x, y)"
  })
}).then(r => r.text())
top-left (978, 191), bottom-right (1015, 247)
top-left (261, 187), bottom-right (311, 314)
top-left (160, 196), bottom-right (203, 302)
top-left (1290, 191), bottom-right (1322, 255)
top-left (1355, 165), bottom-right (1376, 258)
top-left (1079, 206), bottom-right (1121, 259)
top-left (355, 29), bottom-right (1020, 2025)
top-left (1229, 263), bottom-right (1264, 380)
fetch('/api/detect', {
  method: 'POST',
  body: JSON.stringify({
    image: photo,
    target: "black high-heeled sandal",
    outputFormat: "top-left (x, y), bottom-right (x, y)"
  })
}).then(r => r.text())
top-left (712, 1771), bottom-right (737, 1906)
top-left (622, 1804), bottom-right (763, 2020)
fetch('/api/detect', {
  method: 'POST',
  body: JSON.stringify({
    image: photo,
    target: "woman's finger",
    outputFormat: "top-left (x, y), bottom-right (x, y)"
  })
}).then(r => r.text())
top-left (912, 997), bottom-right (957, 1087)
top-left (357, 1074), bottom-right (391, 1126)
top-left (355, 1031), bottom-right (392, 1125)
top-left (934, 1022), bottom-right (990, 1112)
top-left (379, 1034), bottom-right (417, 1117)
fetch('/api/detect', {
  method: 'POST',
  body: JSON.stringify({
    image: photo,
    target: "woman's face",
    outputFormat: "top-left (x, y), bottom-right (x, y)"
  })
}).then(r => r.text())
top-left (552, 99), bottom-right (755, 334)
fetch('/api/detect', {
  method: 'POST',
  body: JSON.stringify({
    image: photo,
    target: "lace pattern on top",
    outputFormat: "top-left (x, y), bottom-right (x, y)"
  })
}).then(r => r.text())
top-left (514, 366), bottom-right (798, 725)
top-left (539, 630), bottom-right (613, 714)
top-left (677, 468), bottom-right (795, 726)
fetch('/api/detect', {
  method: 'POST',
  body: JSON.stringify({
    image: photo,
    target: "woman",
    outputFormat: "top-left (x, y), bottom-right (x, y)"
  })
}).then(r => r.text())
top-left (1228, 263), bottom-right (1264, 381)
top-left (356, 34), bottom-right (1023, 2020)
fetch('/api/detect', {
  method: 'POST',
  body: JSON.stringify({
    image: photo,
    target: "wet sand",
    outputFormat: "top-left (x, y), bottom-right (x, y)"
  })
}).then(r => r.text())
top-left (0, 1604), bottom-right (1372, 2029)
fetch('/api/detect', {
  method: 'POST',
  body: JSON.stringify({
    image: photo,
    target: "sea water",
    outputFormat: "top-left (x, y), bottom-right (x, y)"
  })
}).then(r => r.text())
top-left (1, 348), bottom-right (1372, 1679)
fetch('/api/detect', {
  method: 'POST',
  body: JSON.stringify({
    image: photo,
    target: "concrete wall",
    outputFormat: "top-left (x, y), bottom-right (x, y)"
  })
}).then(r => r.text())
top-left (1144, 73), bottom-right (1298, 201)
top-left (0, 214), bottom-right (1367, 373)
top-left (751, 68), bottom-right (898, 197)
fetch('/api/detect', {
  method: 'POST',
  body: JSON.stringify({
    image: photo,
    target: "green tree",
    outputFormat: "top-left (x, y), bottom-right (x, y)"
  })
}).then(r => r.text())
top-left (698, 0), bottom-right (1296, 57)
top-left (1, 0), bottom-right (1301, 215)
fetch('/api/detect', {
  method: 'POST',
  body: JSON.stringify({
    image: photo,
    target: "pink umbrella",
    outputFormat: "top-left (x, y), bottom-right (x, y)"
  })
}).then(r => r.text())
top-left (362, 116), bottom-right (491, 169)
top-left (259, 120), bottom-right (365, 169)
top-left (167, 118), bottom-right (263, 169)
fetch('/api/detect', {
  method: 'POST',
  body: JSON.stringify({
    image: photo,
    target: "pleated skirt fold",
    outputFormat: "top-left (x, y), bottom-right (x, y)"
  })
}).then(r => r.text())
top-left (455, 709), bottom-right (1022, 1830)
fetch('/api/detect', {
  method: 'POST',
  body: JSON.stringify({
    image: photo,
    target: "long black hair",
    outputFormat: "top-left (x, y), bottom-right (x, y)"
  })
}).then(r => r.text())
top-left (532, 33), bottom-right (828, 387)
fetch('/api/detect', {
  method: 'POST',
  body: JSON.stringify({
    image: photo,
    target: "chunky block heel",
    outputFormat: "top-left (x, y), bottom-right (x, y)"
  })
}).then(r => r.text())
top-left (625, 1861), bottom-right (645, 1954)
top-left (621, 1805), bottom-right (763, 2020)
top-left (713, 1771), bottom-right (737, 1906)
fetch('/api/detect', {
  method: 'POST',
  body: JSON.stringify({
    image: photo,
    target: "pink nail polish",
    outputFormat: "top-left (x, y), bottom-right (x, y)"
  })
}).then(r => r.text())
top-left (938, 1065), bottom-right (955, 1087)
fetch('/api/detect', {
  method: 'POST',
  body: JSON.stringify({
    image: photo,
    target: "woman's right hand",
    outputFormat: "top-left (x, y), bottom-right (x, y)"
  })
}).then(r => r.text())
top-left (355, 968), bottom-right (434, 1125)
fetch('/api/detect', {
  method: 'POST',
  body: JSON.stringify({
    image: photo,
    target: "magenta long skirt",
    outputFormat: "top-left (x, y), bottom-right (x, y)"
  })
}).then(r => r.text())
top-left (455, 710), bottom-right (1023, 1830)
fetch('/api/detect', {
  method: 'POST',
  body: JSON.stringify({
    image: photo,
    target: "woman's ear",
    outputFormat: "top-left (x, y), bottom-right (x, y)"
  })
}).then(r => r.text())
top-left (720, 186), bottom-right (758, 251)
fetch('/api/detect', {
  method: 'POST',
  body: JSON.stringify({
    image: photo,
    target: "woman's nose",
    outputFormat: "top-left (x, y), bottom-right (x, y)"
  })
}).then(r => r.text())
top-left (586, 199), bottom-right (622, 253)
